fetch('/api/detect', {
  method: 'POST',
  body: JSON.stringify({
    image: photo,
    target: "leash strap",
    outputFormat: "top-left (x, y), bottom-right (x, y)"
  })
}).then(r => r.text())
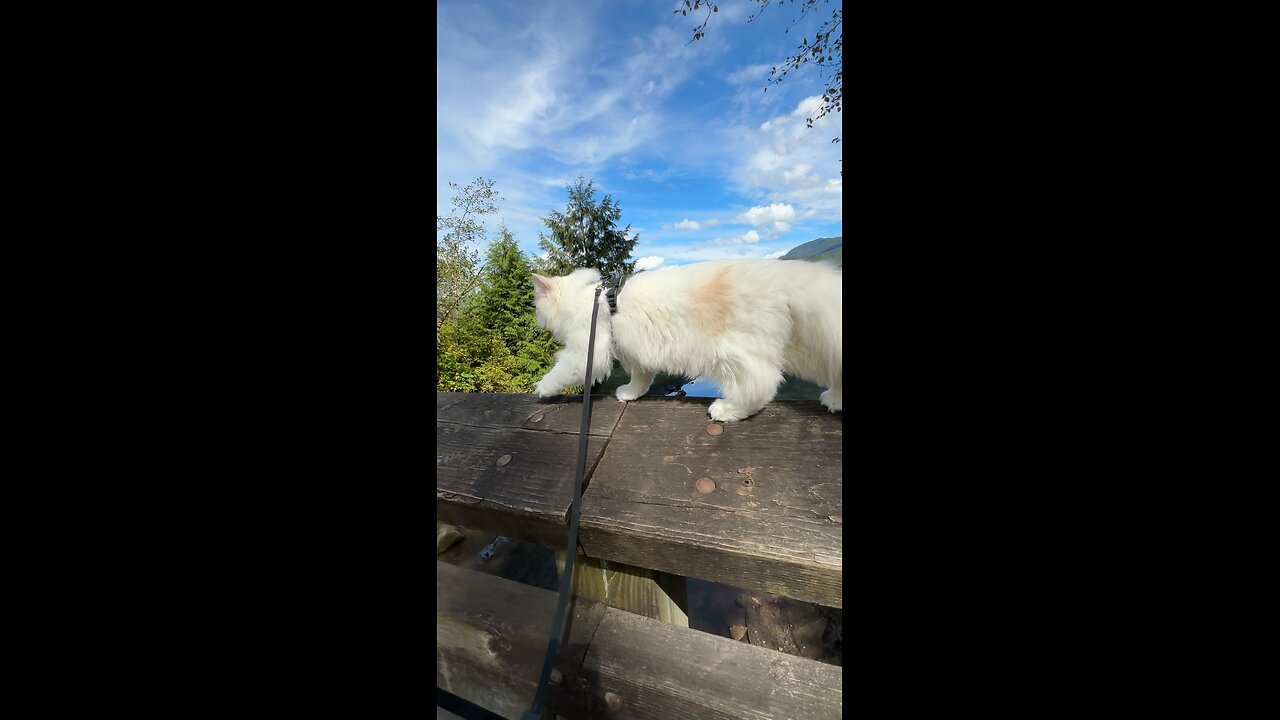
top-left (523, 285), bottom-right (604, 720)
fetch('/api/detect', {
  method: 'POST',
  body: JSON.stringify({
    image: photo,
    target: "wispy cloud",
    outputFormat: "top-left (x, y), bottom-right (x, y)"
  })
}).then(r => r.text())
top-left (725, 63), bottom-right (772, 86)
top-left (438, 1), bottom-right (841, 266)
top-left (727, 96), bottom-right (842, 220)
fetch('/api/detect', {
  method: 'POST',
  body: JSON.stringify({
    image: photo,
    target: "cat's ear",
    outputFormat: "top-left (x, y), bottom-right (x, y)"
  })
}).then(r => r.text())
top-left (532, 273), bottom-right (554, 297)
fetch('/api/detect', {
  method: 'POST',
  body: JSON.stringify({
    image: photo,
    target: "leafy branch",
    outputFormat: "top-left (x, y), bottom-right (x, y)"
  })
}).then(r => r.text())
top-left (677, 0), bottom-right (841, 144)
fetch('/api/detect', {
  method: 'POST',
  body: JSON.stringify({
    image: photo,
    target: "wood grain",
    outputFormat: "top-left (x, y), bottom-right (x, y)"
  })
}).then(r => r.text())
top-left (555, 551), bottom-right (689, 627)
top-left (436, 391), bottom-right (843, 607)
top-left (578, 396), bottom-right (843, 608)
top-left (436, 423), bottom-right (608, 547)
top-left (436, 391), bottom-right (625, 436)
top-left (578, 602), bottom-right (842, 720)
top-left (437, 560), bottom-right (605, 720)
top-left (436, 560), bottom-right (841, 720)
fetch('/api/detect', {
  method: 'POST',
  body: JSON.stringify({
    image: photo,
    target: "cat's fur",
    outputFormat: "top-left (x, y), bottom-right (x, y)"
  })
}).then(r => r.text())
top-left (532, 258), bottom-right (841, 422)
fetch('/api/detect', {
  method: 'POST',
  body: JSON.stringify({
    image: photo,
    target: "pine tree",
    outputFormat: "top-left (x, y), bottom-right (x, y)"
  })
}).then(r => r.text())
top-left (471, 227), bottom-right (535, 340)
top-left (438, 227), bottom-right (559, 393)
top-left (537, 176), bottom-right (638, 279)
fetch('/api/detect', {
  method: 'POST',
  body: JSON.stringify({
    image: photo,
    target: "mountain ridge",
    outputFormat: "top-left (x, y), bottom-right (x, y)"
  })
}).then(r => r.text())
top-left (780, 235), bottom-right (841, 266)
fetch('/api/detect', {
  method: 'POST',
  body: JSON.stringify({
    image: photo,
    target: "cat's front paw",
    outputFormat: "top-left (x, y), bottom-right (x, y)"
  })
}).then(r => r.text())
top-left (707, 399), bottom-right (751, 422)
top-left (615, 386), bottom-right (643, 403)
top-left (534, 380), bottom-right (558, 398)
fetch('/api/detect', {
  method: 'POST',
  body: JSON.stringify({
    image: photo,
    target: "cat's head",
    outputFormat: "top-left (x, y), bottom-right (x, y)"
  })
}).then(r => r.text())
top-left (531, 268), bottom-right (604, 340)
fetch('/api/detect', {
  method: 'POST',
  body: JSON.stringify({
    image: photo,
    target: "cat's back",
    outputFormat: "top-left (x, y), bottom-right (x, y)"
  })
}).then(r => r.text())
top-left (628, 258), bottom-right (837, 297)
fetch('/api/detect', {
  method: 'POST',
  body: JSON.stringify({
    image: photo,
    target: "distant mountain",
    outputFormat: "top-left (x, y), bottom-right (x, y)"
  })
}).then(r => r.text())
top-left (780, 236), bottom-right (841, 266)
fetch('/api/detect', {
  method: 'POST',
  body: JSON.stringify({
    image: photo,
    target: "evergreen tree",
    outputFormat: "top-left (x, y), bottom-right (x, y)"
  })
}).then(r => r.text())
top-left (537, 176), bottom-right (638, 279)
top-left (471, 227), bottom-right (535, 339)
top-left (437, 226), bottom-right (558, 393)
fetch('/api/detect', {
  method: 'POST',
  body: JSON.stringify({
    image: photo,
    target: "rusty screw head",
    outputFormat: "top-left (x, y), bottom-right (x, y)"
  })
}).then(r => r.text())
top-left (605, 692), bottom-right (622, 710)
top-left (550, 668), bottom-right (563, 685)
top-left (706, 423), bottom-right (723, 436)
top-left (696, 477), bottom-right (716, 494)
top-left (496, 454), bottom-right (512, 467)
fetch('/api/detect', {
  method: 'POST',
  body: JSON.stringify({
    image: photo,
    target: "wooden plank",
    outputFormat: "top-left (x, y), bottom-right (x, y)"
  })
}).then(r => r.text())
top-left (436, 422), bottom-right (609, 547)
top-left (578, 397), bottom-right (843, 608)
top-left (436, 560), bottom-right (841, 720)
top-left (575, 603), bottom-right (842, 720)
top-left (555, 551), bottom-right (689, 627)
top-left (437, 560), bottom-right (606, 720)
top-left (437, 391), bottom-right (625, 436)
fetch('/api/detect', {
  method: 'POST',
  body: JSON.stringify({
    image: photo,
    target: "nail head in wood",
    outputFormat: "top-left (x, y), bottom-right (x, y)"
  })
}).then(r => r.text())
top-left (696, 477), bottom-right (716, 494)
top-left (706, 423), bottom-right (723, 436)
top-left (605, 692), bottom-right (622, 710)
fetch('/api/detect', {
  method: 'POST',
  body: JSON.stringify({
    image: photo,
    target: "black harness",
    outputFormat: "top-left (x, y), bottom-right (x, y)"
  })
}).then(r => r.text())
top-left (603, 270), bottom-right (630, 314)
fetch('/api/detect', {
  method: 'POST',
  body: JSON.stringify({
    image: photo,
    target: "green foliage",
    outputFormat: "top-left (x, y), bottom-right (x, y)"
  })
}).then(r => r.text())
top-left (436, 220), bottom-right (558, 393)
top-left (537, 176), bottom-right (638, 279)
top-left (437, 177), bottom-right (500, 336)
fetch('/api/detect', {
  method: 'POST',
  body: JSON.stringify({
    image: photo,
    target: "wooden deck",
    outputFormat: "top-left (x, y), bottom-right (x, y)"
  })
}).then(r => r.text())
top-left (436, 391), bottom-right (843, 608)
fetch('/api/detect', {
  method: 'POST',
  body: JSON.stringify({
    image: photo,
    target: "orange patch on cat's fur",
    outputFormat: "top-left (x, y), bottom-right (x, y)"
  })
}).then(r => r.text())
top-left (690, 267), bottom-right (732, 337)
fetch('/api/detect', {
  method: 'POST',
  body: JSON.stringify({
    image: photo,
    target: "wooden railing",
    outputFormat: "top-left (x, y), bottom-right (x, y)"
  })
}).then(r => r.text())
top-left (437, 391), bottom-right (843, 719)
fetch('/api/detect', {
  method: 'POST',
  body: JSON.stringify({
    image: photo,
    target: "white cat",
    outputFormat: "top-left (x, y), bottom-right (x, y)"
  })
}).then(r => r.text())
top-left (532, 258), bottom-right (841, 422)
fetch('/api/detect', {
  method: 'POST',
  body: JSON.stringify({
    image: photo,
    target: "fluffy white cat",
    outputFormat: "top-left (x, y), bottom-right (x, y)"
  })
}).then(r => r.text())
top-left (532, 258), bottom-right (841, 422)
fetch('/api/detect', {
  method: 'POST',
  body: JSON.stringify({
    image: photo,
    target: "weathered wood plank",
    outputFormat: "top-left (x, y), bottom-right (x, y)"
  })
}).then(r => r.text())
top-left (578, 397), bottom-right (843, 608)
top-left (555, 551), bottom-right (689, 627)
top-left (436, 560), bottom-right (842, 720)
top-left (437, 560), bottom-right (605, 720)
top-left (436, 422), bottom-right (610, 547)
top-left (575, 603), bottom-right (842, 720)
top-left (437, 391), bottom-right (625, 436)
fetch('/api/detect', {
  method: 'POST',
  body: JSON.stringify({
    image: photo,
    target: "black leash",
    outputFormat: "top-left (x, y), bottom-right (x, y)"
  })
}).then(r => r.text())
top-left (522, 284), bottom-right (604, 720)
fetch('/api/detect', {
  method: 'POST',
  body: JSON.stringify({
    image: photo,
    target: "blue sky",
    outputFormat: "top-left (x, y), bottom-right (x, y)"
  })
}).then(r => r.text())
top-left (437, 0), bottom-right (842, 270)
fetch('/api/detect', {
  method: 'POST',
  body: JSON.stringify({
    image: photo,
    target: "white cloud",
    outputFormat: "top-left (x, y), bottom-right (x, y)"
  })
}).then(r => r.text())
top-left (710, 229), bottom-right (761, 246)
top-left (763, 249), bottom-right (787, 259)
top-left (736, 203), bottom-right (796, 236)
top-left (634, 256), bottom-right (665, 271)
top-left (723, 95), bottom-right (842, 222)
top-left (674, 218), bottom-right (701, 230)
